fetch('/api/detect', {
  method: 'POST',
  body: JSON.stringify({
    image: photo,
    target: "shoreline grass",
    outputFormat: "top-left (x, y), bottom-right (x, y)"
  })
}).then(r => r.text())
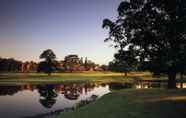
top-left (58, 88), bottom-right (186, 118)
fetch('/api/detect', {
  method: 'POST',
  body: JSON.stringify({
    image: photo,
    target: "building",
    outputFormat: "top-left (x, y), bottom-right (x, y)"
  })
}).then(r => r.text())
top-left (21, 61), bottom-right (38, 72)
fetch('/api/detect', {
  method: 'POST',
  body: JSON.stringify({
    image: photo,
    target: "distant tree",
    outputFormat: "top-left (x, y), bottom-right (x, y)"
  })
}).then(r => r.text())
top-left (64, 55), bottom-right (81, 72)
top-left (100, 64), bottom-right (108, 71)
top-left (110, 46), bottom-right (138, 76)
top-left (103, 0), bottom-right (186, 88)
top-left (84, 58), bottom-right (96, 71)
top-left (38, 49), bottom-right (57, 76)
top-left (108, 61), bottom-right (125, 73)
top-left (0, 58), bottom-right (22, 72)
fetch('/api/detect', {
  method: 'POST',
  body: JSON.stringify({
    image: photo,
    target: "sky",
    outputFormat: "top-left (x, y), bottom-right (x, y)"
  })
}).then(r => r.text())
top-left (0, 0), bottom-right (122, 64)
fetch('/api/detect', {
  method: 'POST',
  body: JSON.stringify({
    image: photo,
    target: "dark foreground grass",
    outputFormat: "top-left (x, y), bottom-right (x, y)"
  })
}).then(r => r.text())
top-left (58, 89), bottom-right (186, 118)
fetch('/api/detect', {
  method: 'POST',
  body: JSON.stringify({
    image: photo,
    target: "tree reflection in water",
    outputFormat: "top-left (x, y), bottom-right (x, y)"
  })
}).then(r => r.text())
top-left (37, 85), bottom-right (58, 109)
top-left (0, 86), bottom-right (22, 96)
top-left (64, 84), bottom-right (80, 100)
top-left (36, 83), bottom-right (95, 108)
top-left (0, 82), bottom-right (106, 109)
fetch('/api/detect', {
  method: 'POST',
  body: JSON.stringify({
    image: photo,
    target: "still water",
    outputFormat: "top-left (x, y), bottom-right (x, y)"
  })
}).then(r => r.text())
top-left (0, 82), bottom-right (110, 118)
top-left (0, 81), bottom-right (185, 118)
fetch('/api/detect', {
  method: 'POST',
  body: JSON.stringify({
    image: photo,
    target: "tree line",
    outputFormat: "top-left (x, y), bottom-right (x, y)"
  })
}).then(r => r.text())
top-left (0, 49), bottom-right (107, 74)
top-left (0, 58), bottom-right (22, 72)
top-left (38, 49), bottom-right (107, 75)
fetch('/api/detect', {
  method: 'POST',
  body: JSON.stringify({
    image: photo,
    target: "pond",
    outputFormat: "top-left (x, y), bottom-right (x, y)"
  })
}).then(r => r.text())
top-left (0, 81), bottom-right (185, 118)
top-left (0, 82), bottom-right (110, 118)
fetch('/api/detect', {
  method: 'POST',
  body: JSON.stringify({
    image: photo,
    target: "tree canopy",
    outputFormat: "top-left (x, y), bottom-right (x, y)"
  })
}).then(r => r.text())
top-left (40, 49), bottom-right (56, 61)
top-left (38, 49), bottom-right (57, 75)
top-left (103, 0), bottom-right (186, 88)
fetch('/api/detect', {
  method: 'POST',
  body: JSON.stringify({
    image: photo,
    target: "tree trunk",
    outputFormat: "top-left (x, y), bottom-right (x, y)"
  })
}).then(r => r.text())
top-left (180, 73), bottom-right (183, 88)
top-left (168, 71), bottom-right (177, 89)
top-left (48, 73), bottom-right (51, 76)
top-left (124, 72), bottom-right (127, 76)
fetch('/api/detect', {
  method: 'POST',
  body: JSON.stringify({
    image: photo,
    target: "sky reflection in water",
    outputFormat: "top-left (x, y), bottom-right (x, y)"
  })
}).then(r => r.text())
top-left (0, 83), bottom-right (110, 118)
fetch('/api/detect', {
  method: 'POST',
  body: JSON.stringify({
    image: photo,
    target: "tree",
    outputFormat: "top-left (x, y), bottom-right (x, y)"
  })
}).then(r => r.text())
top-left (64, 55), bottom-right (81, 72)
top-left (38, 49), bottom-right (57, 76)
top-left (108, 61), bottom-right (126, 74)
top-left (0, 58), bottom-right (22, 72)
top-left (110, 46), bottom-right (138, 76)
top-left (103, 0), bottom-right (186, 88)
top-left (84, 57), bottom-right (96, 71)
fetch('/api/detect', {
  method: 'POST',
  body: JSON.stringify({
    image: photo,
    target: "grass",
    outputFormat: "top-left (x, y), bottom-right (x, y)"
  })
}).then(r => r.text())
top-left (0, 72), bottom-right (152, 84)
top-left (0, 71), bottom-right (151, 78)
top-left (58, 88), bottom-right (186, 118)
top-left (0, 71), bottom-right (185, 84)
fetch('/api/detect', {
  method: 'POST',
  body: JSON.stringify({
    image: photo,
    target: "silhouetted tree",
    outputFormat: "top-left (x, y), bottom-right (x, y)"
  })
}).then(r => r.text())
top-left (38, 49), bottom-right (57, 76)
top-left (112, 46), bottom-right (138, 76)
top-left (0, 58), bottom-right (22, 72)
top-left (103, 0), bottom-right (186, 88)
top-left (100, 64), bottom-right (108, 71)
top-left (108, 61), bottom-right (125, 73)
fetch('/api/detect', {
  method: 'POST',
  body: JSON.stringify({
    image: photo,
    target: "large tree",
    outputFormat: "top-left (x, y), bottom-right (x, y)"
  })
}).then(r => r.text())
top-left (38, 49), bottom-right (57, 76)
top-left (103, 0), bottom-right (186, 88)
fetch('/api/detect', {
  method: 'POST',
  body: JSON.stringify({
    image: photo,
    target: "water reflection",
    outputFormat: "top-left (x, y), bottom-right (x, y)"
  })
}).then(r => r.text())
top-left (38, 85), bottom-right (58, 108)
top-left (0, 82), bottom-right (110, 118)
top-left (135, 82), bottom-right (186, 89)
top-left (0, 81), bottom-right (185, 118)
top-left (23, 83), bottom-right (108, 108)
top-left (108, 82), bottom-right (186, 90)
top-left (64, 84), bottom-right (80, 100)
top-left (0, 85), bottom-right (22, 96)
top-left (109, 82), bottom-right (133, 90)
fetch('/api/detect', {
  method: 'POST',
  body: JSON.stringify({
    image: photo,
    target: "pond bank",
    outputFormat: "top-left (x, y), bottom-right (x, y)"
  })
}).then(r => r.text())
top-left (58, 88), bottom-right (186, 118)
top-left (24, 95), bottom-right (98, 118)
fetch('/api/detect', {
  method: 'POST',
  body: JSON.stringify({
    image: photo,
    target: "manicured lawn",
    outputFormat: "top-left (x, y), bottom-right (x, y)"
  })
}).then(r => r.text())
top-left (58, 89), bottom-right (186, 118)
top-left (0, 72), bottom-right (151, 78)
top-left (0, 72), bottom-right (152, 84)
top-left (0, 72), bottom-right (185, 84)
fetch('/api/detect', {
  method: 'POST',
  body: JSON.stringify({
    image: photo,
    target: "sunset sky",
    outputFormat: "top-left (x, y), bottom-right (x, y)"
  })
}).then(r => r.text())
top-left (0, 0), bottom-right (122, 64)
